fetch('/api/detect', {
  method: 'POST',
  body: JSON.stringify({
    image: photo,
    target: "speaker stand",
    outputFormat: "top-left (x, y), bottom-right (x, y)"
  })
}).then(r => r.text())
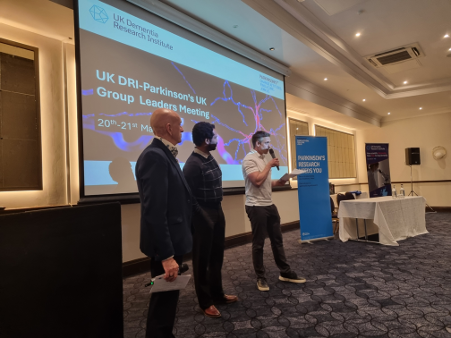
top-left (408, 165), bottom-right (436, 213)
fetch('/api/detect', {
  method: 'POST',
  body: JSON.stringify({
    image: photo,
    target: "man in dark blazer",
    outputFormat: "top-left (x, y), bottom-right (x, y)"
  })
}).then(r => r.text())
top-left (136, 108), bottom-right (193, 338)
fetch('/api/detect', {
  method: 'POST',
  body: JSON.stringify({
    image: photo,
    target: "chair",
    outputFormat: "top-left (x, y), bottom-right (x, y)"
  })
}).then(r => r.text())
top-left (330, 197), bottom-right (339, 234)
top-left (337, 192), bottom-right (355, 206)
top-left (332, 193), bottom-right (355, 235)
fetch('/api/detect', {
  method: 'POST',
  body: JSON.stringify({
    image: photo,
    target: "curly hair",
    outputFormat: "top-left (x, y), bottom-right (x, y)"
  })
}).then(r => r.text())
top-left (192, 122), bottom-right (215, 147)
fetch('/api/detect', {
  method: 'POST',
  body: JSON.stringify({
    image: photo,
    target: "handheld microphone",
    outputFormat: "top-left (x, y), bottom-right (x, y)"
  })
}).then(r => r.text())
top-left (145, 263), bottom-right (190, 287)
top-left (178, 263), bottom-right (189, 275)
top-left (268, 148), bottom-right (279, 171)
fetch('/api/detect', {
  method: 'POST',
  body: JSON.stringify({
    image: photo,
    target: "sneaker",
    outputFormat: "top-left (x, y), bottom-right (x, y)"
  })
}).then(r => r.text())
top-left (279, 271), bottom-right (306, 283)
top-left (257, 278), bottom-right (270, 291)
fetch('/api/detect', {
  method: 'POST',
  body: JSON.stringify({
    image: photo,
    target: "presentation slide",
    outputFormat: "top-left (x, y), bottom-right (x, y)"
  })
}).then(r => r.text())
top-left (77, 0), bottom-right (288, 196)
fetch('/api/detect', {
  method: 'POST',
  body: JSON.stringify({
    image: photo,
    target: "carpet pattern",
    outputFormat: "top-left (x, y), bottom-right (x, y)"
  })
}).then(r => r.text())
top-left (124, 212), bottom-right (451, 337)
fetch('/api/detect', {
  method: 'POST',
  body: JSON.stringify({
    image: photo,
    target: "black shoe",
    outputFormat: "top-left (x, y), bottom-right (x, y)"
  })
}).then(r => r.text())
top-left (279, 271), bottom-right (306, 283)
top-left (257, 278), bottom-right (270, 291)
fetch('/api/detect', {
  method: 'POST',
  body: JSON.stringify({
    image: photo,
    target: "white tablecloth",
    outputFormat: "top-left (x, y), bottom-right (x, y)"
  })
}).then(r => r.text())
top-left (338, 196), bottom-right (428, 246)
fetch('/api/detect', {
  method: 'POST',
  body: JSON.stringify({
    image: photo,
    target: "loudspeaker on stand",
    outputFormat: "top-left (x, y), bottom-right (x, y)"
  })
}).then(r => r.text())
top-left (405, 147), bottom-right (421, 165)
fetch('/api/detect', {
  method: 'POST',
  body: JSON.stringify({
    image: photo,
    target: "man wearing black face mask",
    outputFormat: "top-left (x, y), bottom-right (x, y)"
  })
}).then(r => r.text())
top-left (183, 122), bottom-right (238, 318)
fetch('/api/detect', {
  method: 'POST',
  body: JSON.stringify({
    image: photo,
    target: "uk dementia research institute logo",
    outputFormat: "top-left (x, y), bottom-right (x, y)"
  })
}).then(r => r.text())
top-left (89, 5), bottom-right (109, 23)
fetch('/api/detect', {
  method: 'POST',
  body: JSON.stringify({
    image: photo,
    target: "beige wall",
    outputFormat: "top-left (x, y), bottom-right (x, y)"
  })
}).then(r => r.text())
top-left (356, 113), bottom-right (451, 206)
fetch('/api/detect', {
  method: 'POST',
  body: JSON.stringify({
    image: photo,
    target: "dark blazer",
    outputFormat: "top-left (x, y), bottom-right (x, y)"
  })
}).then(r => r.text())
top-left (136, 138), bottom-right (193, 260)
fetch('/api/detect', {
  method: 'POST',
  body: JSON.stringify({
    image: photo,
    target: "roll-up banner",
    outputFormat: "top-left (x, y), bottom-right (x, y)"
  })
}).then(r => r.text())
top-left (365, 143), bottom-right (392, 198)
top-left (295, 136), bottom-right (333, 242)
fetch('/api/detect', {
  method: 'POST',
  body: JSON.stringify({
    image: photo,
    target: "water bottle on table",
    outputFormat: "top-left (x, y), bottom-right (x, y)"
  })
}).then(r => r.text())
top-left (399, 184), bottom-right (405, 198)
top-left (392, 184), bottom-right (397, 199)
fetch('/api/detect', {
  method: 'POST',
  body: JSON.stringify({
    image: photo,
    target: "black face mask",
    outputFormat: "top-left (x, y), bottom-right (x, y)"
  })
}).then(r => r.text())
top-left (208, 143), bottom-right (217, 151)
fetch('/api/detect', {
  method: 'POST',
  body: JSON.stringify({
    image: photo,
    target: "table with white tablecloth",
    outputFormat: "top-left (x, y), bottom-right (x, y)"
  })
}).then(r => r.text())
top-left (338, 196), bottom-right (428, 246)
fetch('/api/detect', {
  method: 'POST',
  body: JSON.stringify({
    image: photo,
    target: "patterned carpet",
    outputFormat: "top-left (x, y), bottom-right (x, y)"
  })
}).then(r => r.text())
top-left (124, 212), bottom-right (451, 338)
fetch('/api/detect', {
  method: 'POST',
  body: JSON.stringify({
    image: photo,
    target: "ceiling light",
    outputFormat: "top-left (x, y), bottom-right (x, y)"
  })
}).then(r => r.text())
top-left (269, 47), bottom-right (275, 51)
top-left (362, 99), bottom-right (366, 102)
top-left (387, 112), bottom-right (391, 115)
top-left (419, 107), bottom-right (423, 110)
top-left (445, 34), bottom-right (449, 38)
top-left (355, 33), bottom-right (361, 37)
top-left (296, 128), bottom-right (299, 130)
top-left (403, 81), bottom-right (408, 84)
top-left (449, 48), bottom-right (451, 51)
top-left (324, 78), bottom-right (328, 81)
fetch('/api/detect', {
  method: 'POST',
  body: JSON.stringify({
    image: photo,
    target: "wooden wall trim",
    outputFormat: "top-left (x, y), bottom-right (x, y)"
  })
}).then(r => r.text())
top-left (429, 207), bottom-right (451, 212)
top-left (0, 205), bottom-right (70, 215)
top-left (335, 180), bottom-right (451, 187)
top-left (391, 180), bottom-right (451, 184)
top-left (122, 221), bottom-right (300, 278)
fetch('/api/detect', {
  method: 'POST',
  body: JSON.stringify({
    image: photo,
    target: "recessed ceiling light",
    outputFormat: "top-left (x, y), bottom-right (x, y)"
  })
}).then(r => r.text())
top-left (403, 81), bottom-right (408, 84)
top-left (269, 47), bottom-right (275, 51)
top-left (449, 48), bottom-right (451, 51)
top-left (296, 128), bottom-right (299, 130)
top-left (445, 34), bottom-right (449, 38)
top-left (362, 99), bottom-right (366, 102)
top-left (233, 25), bottom-right (238, 28)
top-left (387, 112), bottom-right (391, 115)
top-left (355, 33), bottom-right (361, 37)
top-left (324, 78), bottom-right (328, 81)
top-left (419, 107), bottom-right (423, 110)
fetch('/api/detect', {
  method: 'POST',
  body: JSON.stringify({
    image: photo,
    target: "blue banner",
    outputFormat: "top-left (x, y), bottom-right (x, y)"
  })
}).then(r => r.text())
top-left (295, 136), bottom-right (333, 241)
top-left (365, 143), bottom-right (392, 198)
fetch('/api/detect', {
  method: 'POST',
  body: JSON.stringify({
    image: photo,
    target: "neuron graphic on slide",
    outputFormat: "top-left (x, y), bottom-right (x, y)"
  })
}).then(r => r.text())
top-left (210, 80), bottom-right (286, 165)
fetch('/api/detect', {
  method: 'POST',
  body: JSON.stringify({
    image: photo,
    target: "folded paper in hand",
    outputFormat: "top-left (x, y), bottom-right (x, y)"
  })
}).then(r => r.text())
top-left (149, 274), bottom-right (191, 293)
top-left (279, 169), bottom-right (305, 181)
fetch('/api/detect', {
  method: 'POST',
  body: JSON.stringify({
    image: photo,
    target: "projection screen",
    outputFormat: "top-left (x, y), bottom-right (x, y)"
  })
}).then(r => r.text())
top-left (75, 0), bottom-right (288, 196)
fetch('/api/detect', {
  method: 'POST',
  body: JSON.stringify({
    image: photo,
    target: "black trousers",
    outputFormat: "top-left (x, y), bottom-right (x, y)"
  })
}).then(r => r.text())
top-left (245, 204), bottom-right (291, 279)
top-left (192, 205), bottom-right (226, 310)
top-left (146, 255), bottom-right (183, 338)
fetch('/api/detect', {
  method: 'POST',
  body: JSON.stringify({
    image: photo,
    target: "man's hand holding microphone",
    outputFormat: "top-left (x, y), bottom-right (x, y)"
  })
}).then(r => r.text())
top-left (161, 258), bottom-right (190, 282)
top-left (268, 148), bottom-right (279, 171)
top-left (268, 148), bottom-right (288, 187)
top-left (162, 258), bottom-right (179, 282)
